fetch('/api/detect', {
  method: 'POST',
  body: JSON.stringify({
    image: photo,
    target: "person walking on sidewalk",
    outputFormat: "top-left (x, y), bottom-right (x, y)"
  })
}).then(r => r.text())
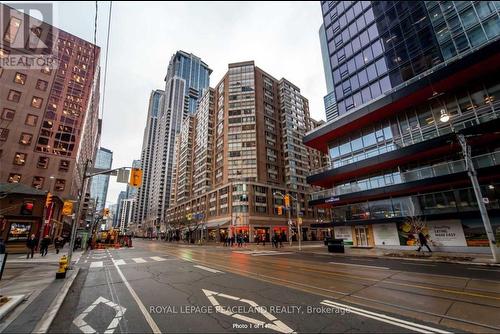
top-left (416, 232), bottom-right (432, 253)
top-left (54, 236), bottom-right (63, 254)
top-left (40, 235), bottom-right (51, 256)
top-left (26, 234), bottom-right (37, 259)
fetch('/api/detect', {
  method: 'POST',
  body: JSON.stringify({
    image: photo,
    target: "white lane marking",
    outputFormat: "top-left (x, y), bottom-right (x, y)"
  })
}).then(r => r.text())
top-left (349, 258), bottom-right (374, 261)
top-left (321, 300), bottom-right (450, 334)
top-left (112, 255), bottom-right (161, 333)
top-left (73, 296), bottom-right (126, 334)
top-left (233, 250), bottom-right (294, 256)
top-left (252, 252), bottom-right (293, 257)
top-left (90, 261), bottom-right (103, 268)
top-left (194, 265), bottom-right (224, 274)
top-left (132, 257), bottom-right (147, 263)
top-left (113, 259), bottom-right (126, 266)
top-left (203, 289), bottom-right (294, 333)
top-left (150, 256), bottom-right (167, 262)
top-left (328, 262), bottom-right (389, 270)
top-left (468, 268), bottom-right (500, 272)
top-left (402, 262), bottom-right (436, 267)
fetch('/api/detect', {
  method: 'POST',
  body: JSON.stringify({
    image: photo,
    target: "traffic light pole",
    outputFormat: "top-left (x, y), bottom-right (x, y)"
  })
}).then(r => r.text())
top-left (67, 159), bottom-right (91, 268)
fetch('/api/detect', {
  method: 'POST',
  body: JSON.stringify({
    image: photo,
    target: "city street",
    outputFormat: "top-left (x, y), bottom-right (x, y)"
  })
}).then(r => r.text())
top-left (49, 239), bottom-right (500, 333)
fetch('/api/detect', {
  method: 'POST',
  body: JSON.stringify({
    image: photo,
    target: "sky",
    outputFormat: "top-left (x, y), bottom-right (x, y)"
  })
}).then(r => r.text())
top-left (51, 1), bottom-right (326, 207)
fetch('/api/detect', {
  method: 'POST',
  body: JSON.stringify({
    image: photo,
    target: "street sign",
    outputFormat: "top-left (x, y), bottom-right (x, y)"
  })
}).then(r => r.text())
top-left (116, 168), bottom-right (130, 183)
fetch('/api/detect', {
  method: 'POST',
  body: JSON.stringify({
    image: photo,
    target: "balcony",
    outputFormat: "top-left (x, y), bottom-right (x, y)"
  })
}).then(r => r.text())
top-left (311, 150), bottom-right (500, 201)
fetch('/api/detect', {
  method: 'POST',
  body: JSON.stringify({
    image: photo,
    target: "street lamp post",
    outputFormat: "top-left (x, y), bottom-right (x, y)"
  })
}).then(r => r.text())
top-left (440, 110), bottom-right (499, 263)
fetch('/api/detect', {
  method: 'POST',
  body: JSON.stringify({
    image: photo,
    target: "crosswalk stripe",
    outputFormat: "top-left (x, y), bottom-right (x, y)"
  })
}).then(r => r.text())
top-left (132, 258), bottom-right (147, 263)
top-left (113, 259), bottom-right (126, 266)
top-left (90, 261), bottom-right (103, 268)
top-left (150, 256), bottom-right (166, 262)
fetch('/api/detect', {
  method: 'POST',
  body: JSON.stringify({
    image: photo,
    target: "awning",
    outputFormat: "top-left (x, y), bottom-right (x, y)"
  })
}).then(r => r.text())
top-left (205, 220), bottom-right (230, 229)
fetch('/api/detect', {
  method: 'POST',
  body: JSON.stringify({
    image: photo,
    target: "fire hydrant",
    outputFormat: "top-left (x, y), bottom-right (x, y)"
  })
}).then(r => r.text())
top-left (56, 255), bottom-right (68, 279)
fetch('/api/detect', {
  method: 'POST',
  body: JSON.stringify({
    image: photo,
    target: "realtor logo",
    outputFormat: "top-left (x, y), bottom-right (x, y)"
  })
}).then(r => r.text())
top-left (1, 3), bottom-right (58, 69)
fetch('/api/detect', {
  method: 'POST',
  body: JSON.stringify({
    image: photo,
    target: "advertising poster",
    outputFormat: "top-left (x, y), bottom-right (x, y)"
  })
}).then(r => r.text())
top-left (373, 223), bottom-right (400, 246)
top-left (333, 226), bottom-right (353, 245)
top-left (426, 221), bottom-right (467, 247)
top-left (397, 221), bottom-right (419, 246)
top-left (462, 219), bottom-right (500, 247)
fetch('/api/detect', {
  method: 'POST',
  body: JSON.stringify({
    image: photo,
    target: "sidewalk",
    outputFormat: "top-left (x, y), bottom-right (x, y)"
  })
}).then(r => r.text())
top-left (0, 245), bottom-right (83, 332)
top-left (243, 241), bottom-right (499, 266)
top-left (167, 239), bottom-right (499, 266)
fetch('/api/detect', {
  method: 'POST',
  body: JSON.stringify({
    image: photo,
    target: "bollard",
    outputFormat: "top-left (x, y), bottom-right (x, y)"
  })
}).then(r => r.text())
top-left (56, 255), bottom-right (68, 279)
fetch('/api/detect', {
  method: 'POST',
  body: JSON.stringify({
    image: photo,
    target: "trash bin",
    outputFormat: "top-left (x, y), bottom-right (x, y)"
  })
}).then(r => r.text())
top-left (327, 239), bottom-right (344, 253)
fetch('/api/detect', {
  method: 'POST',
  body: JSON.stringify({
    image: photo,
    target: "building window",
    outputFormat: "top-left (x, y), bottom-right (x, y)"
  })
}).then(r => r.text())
top-left (19, 133), bottom-right (32, 145)
top-left (0, 48), bottom-right (9, 58)
top-left (1, 108), bottom-right (15, 121)
top-left (7, 90), bottom-right (21, 103)
top-left (0, 128), bottom-right (9, 141)
top-left (32, 176), bottom-right (45, 189)
top-left (3, 17), bottom-right (22, 43)
top-left (8, 173), bottom-right (21, 183)
top-left (54, 179), bottom-right (66, 191)
top-left (59, 160), bottom-right (70, 172)
top-left (25, 114), bottom-right (38, 126)
top-left (41, 66), bottom-right (52, 75)
top-left (13, 152), bottom-right (27, 165)
top-left (35, 79), bottom-right (48, 91)
top-left (37, 156), bottom-right (49, 169)
top-left (14, 72), bottom-right (27, 85)
top-left (31, 96), bottom-right (43, 109)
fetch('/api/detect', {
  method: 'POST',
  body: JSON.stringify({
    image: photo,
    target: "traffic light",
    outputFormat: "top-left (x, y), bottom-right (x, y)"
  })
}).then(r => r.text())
top-left (82, 192), bottom-right (90, 209)
top-left (62, 200), bottom-right (74, 216)
top-left (103, 208), bottom-right (110, 217)
top-left (45, 192), bottom-right (53, 207)
top-left (21, 201), bottom-right (34, 215)
top-left (277, 206), bottom-right (283, 216)
top-left (284, 194), bottom-right (290, 208)
top-left (129, 168), bottom-right (142, 187)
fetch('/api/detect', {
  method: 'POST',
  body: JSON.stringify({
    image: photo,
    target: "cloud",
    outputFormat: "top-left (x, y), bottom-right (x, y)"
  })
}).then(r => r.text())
top-left (54, 1), bottom-right (325, 205)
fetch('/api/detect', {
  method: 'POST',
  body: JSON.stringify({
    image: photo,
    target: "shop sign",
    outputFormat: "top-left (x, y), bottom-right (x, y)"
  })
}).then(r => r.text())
top-left (326, 197), bottom-right (340, 203)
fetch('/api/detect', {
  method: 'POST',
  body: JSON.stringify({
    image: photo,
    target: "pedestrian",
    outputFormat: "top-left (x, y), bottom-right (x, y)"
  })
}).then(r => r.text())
top-left (54, 236), bottom-right (63, 254)
top-left (26, 234), bottom-right (37, 259)
top-left (40, 235), bottom-right (50, 256)
top-left (272, 233), bottom-right (278, 248)
top-left (0, 237), bottom-right (6, 254)
top-left (417, 232), bottom-right (432, 253)
top-left (280, 231), bottom-right (286, 244)
top-left (255, 234), bottom-right (260, 245)
top-left (230, 235), bottom-right (235, 247)
top-left (278, 233), bottom-right (283, 248)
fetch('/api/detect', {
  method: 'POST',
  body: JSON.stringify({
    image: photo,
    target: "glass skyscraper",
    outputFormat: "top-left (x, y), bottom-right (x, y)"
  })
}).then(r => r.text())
top-left (319, 1), bottom-right (500, 120)
top-left (150, 51), bottom-right (211, 231)
top-left (306, 1), bottom-right (500, 252)
top-left (90, 147), bottom-right (113, 213)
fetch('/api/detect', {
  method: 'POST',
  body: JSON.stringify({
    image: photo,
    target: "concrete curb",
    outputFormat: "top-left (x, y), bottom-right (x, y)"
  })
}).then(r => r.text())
top-left (32, 267), bottom-right (80, 334)
top-left (306, 251), bottom-right (500, 267)
top-left (0, 295), bottom-right (25, 321)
